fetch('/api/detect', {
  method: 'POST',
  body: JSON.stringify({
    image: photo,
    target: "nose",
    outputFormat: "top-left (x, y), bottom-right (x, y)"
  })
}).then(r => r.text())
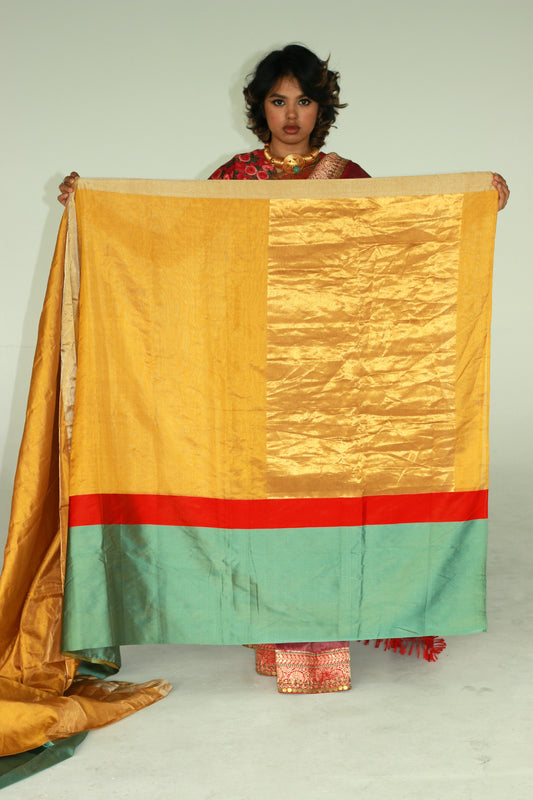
top-left (286, 102), bottom-right (298, 120)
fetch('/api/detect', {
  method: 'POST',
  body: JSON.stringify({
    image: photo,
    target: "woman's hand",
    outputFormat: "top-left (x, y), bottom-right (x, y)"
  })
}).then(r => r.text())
top-left (492, 173), bottom-right (509, 211)
top-left (58, 172), bottom-right (79, 206)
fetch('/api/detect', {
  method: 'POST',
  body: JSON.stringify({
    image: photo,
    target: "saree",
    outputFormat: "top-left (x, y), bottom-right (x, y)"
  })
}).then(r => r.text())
top-left (0, 171), bottom-right (497, 780)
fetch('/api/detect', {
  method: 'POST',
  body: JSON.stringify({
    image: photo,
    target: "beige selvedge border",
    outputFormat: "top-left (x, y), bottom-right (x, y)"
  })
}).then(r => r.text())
top-left (77, 172), bottom-right (494, 199)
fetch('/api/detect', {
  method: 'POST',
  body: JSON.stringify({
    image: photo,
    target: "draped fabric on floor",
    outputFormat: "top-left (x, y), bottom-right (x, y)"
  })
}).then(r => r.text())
top-left (0, 174), bottom-right (497, 779)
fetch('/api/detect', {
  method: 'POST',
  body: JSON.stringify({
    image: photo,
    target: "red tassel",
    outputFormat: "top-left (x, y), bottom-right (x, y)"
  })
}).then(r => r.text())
top-left (362, 636), bottom-right (446, 662)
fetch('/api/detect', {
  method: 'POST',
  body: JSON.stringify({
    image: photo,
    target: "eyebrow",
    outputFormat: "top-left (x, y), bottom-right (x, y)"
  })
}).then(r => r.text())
top-left (267, 92), bottom-right (307, 99)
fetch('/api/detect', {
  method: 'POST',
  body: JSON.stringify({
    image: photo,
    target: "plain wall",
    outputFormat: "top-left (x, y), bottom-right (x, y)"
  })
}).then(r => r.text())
top-left (1, 0), bottom-right (531, 548)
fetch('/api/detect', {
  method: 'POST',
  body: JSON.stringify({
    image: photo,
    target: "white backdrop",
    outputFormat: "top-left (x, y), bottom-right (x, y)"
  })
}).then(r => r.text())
top-left (1, 0), bottom-right (531, 548)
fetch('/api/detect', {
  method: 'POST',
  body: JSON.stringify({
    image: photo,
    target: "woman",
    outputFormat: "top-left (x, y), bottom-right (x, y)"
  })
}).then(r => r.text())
top-left (208, 45), bottom-right (369, 183)
top-left (58, 45), bottom-right (509, 694)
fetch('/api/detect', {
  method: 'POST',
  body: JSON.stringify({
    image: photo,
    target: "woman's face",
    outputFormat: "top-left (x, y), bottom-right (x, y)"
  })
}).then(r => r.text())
top-left (264, 75), bottom-right (319, 157)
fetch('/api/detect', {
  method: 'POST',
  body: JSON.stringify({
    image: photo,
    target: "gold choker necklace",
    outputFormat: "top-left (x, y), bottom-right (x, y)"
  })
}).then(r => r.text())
top-left (264, 143), bottom-right (320, 174)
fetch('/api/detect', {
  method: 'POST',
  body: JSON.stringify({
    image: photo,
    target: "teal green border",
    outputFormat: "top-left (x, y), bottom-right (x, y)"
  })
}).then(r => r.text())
top-left (0, 734), bottom-right (88, 789)
top-left (62, 521), bottom-right (487, 652)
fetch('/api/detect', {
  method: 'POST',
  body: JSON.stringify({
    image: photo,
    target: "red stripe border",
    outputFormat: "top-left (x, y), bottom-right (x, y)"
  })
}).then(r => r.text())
top-left (68, 491), bottom-right (488, 529)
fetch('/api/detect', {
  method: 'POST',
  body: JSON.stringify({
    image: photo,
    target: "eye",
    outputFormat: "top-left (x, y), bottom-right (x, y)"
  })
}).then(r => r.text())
top-left (271, 98), bottom-right (285, 106)
top-left (299, 98), bottom-right (311, 106)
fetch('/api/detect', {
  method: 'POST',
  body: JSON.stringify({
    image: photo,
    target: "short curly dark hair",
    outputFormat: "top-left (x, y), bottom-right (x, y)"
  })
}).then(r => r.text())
top-left (243, 44), bottom-right (347, 148)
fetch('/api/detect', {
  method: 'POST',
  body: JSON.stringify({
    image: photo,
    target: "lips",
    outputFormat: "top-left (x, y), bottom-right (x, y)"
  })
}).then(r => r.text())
top-left (283, 126), bottom-right (300, 134)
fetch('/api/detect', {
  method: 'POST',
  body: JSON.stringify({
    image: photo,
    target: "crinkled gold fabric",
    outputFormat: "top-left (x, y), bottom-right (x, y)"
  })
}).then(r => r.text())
top-left (267, 194), bottom-right (462, 497)
top-left (265, 188), bottom-right (495, 496)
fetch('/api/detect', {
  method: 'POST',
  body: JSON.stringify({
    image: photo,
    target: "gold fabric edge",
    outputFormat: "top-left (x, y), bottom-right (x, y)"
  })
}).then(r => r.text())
top-left (77, 172), bottom-right (495, 200)
top-left (60, 195), bottom-right (80, 450)
top-left (59, 189), bottom-right (80, 586)
top-left (454, 191), bottom-right (498, 491)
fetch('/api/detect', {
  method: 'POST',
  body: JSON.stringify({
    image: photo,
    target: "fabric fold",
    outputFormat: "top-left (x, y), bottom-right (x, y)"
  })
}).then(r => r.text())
top-left (0, 210), bottom-right (170, 774)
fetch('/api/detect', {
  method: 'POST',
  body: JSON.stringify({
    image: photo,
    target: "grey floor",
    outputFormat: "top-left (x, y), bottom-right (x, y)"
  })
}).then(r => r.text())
top-left (2, 460), bottom-right (532, 800)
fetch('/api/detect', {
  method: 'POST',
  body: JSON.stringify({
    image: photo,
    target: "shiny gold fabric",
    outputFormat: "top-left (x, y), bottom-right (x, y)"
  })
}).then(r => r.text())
top-left (267, 194), bottom-right (461, 496)
top-left (0, 216), bottom-right (170, 758)
top-left (266, 190), bottom-right (495, 497)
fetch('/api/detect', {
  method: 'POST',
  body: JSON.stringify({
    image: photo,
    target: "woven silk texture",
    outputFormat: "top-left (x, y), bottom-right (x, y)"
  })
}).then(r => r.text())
top-left (0, 173), bottom-right (497, 756)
